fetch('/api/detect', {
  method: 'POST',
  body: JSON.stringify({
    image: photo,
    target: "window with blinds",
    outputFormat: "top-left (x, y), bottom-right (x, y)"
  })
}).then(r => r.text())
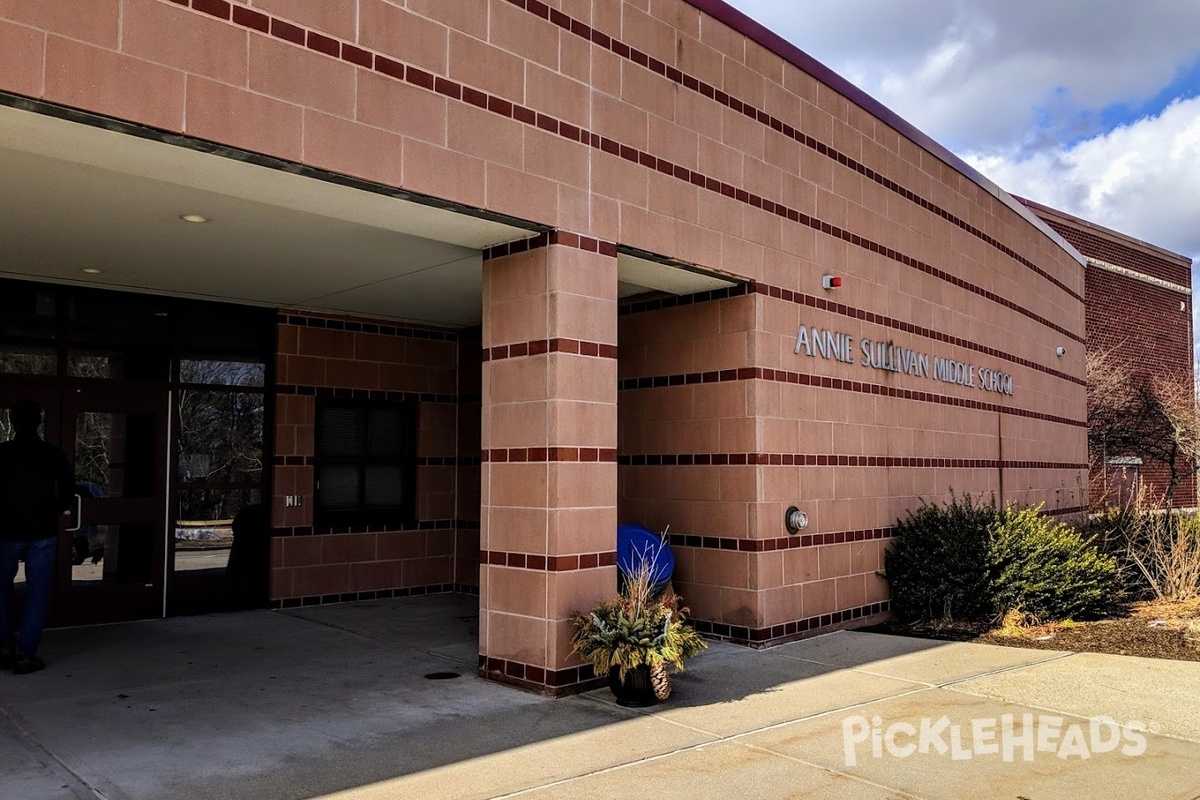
top-left (315, 399), bottom-right (417, 525)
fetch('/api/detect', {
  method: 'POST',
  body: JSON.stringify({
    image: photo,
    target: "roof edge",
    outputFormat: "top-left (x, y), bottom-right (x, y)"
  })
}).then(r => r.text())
top-left (683, 0), bottom-right (1087, 268)
top-left (1016, 196), bottom-right (1193, 267)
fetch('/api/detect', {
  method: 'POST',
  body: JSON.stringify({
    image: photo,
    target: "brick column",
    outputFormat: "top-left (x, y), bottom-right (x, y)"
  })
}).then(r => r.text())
top-left (478, 233), bottom-right (618, 695)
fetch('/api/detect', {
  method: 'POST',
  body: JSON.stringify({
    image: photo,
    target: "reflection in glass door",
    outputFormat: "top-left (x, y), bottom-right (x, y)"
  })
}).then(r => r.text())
top-left (170, 359), bottom-right (268, 613)
top-left (60, 388), bottom-right (168, 624)
top-left (2, 280), bottom-right (275, 623)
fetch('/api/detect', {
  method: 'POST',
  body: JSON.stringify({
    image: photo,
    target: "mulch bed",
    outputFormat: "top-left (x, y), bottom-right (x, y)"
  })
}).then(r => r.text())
top-left (867, 599), bottom-right (1200, 662)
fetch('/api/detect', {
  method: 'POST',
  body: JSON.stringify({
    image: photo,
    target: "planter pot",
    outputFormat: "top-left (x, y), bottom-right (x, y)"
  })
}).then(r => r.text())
top-left (607, 663), bottom-right (671, 706)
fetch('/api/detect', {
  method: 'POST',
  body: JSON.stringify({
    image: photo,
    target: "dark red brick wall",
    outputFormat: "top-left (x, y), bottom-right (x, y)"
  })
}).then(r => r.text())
top-left (1028, 204), bottom-right (1195, 508)
top-left (1084, 269), bottom-right (1191, 388)
top-left (1059, 226), bottom-right (1189, 287)
top-left (1085, 268), bottom-right (1194, 507)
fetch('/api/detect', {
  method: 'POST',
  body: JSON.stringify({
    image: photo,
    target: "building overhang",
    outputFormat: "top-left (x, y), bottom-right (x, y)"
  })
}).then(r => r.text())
top-left (0, 97), bottom-right (543, 327)
top-left (0, 96), bottom-right (742, 327)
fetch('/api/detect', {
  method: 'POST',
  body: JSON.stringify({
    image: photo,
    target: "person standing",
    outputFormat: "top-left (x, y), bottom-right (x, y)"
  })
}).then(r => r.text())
top-left (0, 400), bottom-right (74, 674)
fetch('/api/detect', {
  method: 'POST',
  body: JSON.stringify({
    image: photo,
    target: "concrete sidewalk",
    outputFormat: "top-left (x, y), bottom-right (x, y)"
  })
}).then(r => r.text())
top-left (2, 595), bottom-right (1199, 800)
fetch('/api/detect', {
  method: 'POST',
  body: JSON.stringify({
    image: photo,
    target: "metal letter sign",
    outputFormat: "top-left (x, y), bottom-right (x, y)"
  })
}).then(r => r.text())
top-left (794, 325), bottom-right (1014, 396)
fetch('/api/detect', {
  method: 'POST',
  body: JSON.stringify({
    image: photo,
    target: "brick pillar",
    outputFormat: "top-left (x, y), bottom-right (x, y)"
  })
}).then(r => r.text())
top-left (478, 233), bottom-right (618, 695)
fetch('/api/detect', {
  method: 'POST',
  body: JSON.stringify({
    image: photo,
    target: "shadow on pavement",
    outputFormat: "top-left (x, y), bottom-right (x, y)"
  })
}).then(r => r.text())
top-left (0, 594), bottom-right (1044, 800)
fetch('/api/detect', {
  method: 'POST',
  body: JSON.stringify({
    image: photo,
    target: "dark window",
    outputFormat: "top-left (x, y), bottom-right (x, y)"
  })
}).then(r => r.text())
top-left (315, 399), bottom-right (417, 526)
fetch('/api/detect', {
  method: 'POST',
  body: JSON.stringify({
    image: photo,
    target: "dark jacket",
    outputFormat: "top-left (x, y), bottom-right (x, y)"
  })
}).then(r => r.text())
top-left (0, 435), bottom-right (74, 541)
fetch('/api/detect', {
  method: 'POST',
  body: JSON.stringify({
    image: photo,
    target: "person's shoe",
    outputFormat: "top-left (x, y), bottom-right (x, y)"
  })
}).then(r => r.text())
top-left (0, 649), bottom-right (14, 670)
top-left (12, 654), bottom-right (45, 675)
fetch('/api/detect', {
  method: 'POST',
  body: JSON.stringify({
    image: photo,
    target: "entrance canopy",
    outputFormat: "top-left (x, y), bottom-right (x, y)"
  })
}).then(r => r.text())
top-left (0, 102), bottom-right (738, 327)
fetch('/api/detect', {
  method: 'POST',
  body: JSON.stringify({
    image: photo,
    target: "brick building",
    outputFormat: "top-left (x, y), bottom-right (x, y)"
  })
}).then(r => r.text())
top-left (1022, 199), bottom-right (1195, 509)
top-left (0, 0), bottom-right (1088, 694)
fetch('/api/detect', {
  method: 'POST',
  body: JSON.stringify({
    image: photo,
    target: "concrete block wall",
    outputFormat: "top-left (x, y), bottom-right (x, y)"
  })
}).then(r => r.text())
top-left (269, 310), bottom-right (477, 605)
top-left (0, 0), bottom-right (1090, 684)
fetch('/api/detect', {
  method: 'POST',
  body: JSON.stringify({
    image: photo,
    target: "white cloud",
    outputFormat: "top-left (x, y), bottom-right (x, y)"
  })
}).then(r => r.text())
top-left (726, 0), bottom-right (1200, 152)
top-left (965, 97), bottom-right (1200, 263)
top-left (725, 0), bottom-right (1200, 271)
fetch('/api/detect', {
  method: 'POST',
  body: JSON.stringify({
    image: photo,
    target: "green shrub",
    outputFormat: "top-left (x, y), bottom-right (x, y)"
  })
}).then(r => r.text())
top-left (884, 494), bottom-right (995, 623)
top-left (1084, 506), bottom-right (1148, 598)
top-left (885, 496), bottom-right (1120, 624)
top-left (989, 505), bottom-right (1120, 620)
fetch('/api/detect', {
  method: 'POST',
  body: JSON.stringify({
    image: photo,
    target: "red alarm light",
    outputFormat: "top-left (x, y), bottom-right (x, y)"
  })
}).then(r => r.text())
top-left (822, 275), bottom-right (842, 289)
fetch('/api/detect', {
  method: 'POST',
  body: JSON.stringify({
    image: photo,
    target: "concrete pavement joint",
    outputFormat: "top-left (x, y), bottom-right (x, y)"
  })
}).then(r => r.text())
top-left (506, 683), bottom-right (940, 799)
top-left (523, 650), bottom-right (1089, 800)
top-left (735, 740), bottom-right (927, 800)
top-left (928, 650), bottom-right (1076, 690)
top-left (487, 683), bottom-right (936, 800)
top-left (942, 683), bottom-right (1199, 745)
top-left (773, 643), bottom-right (1074, 690)
top-left (0, 703), bottom-right (110, 800)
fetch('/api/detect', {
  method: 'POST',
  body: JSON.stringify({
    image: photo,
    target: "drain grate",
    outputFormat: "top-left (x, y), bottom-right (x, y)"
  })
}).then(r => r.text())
top-left (424, 671), bottom-right (461, 680)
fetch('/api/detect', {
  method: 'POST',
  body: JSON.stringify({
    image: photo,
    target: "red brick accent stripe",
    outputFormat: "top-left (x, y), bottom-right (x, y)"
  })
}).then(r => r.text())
top-left (750, 283), bottom-right (1086, 387)
top-left (483, 448), bottom-right (619, 463)
top-left (503, 0), bottom-right (1082, 304)
top-left (192, 0), bottom-right (230, 19)
top-left (478, 655), bottom-right (602, 694)
top-left (482, 231), bottom-right (618, 260)
top-left (482, 338), bottom-right (617, 362)
top-left (269, 519), bottom-right (475, 537)
top-left (270, 17), bottom-right (304, 45)
top-left (275, 384), bottom-right (460, 405)
top-left (621, 454), bottom-right (1087, 470)
top-left (201, 0), bottom-right (1082, 342)
top-left (618, 368), bottom-right (1088, 428)
top-left (271, 582), bottom-right (467, 609)
top-left (692, 601), bottom-right (892, 645)
top-left (279, 311), bottom-right (459, 341)
top-left (481, 550), bottom-right (618, 571)
top-left (230, 5), bottom-right (267, 32)
top-left (1045, 505), bottom-right (1088, 517)
top-left (667, 528), bottom-right (891, 552)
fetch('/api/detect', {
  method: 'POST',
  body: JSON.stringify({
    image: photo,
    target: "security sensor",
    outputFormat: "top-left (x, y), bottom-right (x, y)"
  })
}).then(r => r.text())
top-left (1056, 346), bottom-right (1067, 357)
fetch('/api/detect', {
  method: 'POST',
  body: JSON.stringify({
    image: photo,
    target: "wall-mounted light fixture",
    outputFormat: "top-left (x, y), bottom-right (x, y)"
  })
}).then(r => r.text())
top-left (784, 506), bottom-right (809, 534)
top-left (1056, 346), bottom-right (1067, 357)
top-left (822, 275), bottom-right (842, 290)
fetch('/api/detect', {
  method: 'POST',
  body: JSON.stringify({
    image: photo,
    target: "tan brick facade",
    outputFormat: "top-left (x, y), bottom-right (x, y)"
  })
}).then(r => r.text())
top-left (0, 0), bottom-right (1092, 693)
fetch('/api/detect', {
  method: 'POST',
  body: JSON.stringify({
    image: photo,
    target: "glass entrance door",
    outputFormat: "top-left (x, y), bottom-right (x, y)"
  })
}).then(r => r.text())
top-left (58, 386), bottom-right (169, 624)
top-left (1, 279), bottom-right (273, 624)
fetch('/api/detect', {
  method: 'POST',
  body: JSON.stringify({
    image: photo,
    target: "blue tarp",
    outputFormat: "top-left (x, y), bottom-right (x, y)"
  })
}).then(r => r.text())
top-left (616, 524), bottom-right (674, 592)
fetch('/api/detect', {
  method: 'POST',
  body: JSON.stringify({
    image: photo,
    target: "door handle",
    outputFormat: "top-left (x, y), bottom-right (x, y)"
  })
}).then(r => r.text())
top-left (65, 493), bottom-right (82, 533)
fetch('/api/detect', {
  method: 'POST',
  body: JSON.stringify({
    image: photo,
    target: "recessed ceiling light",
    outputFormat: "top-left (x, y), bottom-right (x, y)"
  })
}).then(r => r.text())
top-left (81, 268), bottom-right (103, 275)
top-left (179, 213), bottom-right (210, 224)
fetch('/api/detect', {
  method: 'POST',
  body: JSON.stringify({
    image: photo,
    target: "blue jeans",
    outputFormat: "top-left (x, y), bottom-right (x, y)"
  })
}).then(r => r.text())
top-left (0, 537), bottom-right (57, 657)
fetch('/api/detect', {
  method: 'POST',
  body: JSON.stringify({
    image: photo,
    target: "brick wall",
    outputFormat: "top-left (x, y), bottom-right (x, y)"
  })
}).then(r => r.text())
top-left (0, 0), bottom-right (1091, 662)
top-left (269, 311), bottom-right (479, 605)
top-left (1025, 201), bottom-right (1195, 509)
top-left (619, 276), bottom-right (1086, 646)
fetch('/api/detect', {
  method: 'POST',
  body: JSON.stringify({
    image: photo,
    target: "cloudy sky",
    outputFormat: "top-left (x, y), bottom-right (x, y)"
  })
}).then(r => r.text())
top-left (724, 1), bottom-right (1200, 282)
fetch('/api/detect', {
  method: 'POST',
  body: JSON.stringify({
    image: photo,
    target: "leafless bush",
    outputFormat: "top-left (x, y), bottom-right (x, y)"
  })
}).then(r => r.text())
top-left (1087, 346), bottom-right (1199, 505)
top-left (1097, 489), bottom-right (1200, 601)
